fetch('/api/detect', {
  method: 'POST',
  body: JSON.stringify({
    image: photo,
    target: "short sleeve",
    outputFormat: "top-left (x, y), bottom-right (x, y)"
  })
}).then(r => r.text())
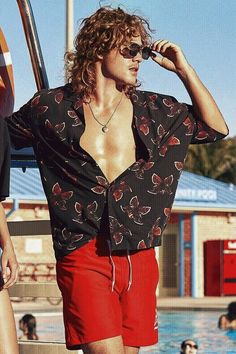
top-left (186, 104), bottom-right (229, 144)
top-left (0, 120), bottom-right (10, 201)
top-left (4, 91), bottom-right (44, 149)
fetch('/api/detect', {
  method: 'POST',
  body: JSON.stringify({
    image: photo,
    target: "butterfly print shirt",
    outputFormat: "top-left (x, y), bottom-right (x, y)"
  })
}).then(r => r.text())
top-left (6, 85), bottom-right (228, 259)
top-left (0, 120), bottom-right (10, 201)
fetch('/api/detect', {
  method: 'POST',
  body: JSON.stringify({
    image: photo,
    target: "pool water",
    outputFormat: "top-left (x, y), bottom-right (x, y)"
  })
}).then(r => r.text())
top-left (142, 311), bottom-right (236, 353)
top-left (15, 310), bottom-right (236, 353)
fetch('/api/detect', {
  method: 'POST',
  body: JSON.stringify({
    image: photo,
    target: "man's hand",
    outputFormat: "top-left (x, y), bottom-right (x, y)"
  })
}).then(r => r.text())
top-left (151, 39), bottom-right (191, 75)
top-left (150, 40), bottom-right (228, 136)
top-left (1, 242), bottom-right (18, 289)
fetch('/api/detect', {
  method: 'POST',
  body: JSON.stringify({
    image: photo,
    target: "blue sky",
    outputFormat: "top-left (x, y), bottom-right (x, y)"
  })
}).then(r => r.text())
top-left (1, 0), bottom-right (235, 136)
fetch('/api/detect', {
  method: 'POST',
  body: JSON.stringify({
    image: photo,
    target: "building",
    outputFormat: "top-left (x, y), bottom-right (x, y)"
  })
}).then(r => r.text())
top-left (158, 171), bottom-right (236, 298)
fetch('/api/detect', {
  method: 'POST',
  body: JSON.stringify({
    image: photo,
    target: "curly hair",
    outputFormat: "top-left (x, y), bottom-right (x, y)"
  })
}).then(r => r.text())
top-left (64, 7), bottom-right (153, 99)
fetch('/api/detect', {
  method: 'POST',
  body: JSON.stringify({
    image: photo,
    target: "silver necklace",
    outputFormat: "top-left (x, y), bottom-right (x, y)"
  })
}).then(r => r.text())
top-left (88, 93), bottom-right (123, 133)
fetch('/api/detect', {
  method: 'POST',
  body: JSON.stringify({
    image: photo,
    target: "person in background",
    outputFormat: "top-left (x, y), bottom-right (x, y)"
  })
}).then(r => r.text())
top-left (18, 314), bottom-right (39, 340)
top-left (218, 301), bottom-right (236, 329)
top-left (218, 311), bottom-right (236, 330)
top-left (180, 339), bottom-right (198, 354)
top-left (218, 314), bottom-right (231, 330)
top-left (0, 119), bottom-right (19, 354)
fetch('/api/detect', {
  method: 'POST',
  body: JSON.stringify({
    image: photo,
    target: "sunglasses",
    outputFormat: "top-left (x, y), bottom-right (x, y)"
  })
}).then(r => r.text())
top-left (184, 343), bottom-right (198, 350)
top-left (120, 43), bottom-right (155, 60)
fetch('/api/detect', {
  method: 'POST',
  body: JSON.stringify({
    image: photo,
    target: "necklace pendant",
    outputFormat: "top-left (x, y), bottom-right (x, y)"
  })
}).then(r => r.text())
top-left (102, 126), bottom-right (109, 133)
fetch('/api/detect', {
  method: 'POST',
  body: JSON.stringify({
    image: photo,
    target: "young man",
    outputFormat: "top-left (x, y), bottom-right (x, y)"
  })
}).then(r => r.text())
top-left (0, 119), bottom-right (19, 354)
top-left (180, 339), bottom-right (198, 354)
top-left (5, 7), bottom-right (228, 354)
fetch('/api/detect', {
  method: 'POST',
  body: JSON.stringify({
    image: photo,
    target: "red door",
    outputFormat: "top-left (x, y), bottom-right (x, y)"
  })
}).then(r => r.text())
top-left (223, 240), bottom-right (236, 295)
top-left (204, 240), bottom-right (223, 296)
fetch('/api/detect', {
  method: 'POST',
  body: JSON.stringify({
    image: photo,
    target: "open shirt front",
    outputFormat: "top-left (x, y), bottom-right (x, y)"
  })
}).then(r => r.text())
top-left (6, 85), bottom-right (227, 259)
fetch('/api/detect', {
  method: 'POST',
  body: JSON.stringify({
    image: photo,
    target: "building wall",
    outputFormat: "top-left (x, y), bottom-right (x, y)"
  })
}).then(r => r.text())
top-left (5, 202), bottom-right (49, 221)
top-left (11, 234), bottom-right (56, 282)
top-left (158, 212), bottom-right (236, 297)
top-left (12, 235), bottom-right (55, 263)
top-left (159, 213), bottom-right (192, 297)
top-left (197, 213), bottom-right (236, 297)
top-left (4, 202), bottom-right (55, 282)
top-left (157, 223), bottom-right (179, 297)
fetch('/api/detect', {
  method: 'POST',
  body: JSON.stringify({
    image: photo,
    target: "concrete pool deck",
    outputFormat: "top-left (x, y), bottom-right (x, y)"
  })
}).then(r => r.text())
top-left (11, 296), bottom-right (236, 313)
top-left (157, 296), bottom-right (236, 311)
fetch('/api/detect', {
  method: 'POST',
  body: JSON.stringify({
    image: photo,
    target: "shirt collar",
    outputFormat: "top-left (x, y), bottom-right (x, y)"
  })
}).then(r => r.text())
top-left (63, 87), bottom-right (152, 160)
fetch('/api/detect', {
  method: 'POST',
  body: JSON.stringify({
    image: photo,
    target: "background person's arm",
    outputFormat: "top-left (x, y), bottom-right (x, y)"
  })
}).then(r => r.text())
top-left (0, 203), bottom-right (18, 288)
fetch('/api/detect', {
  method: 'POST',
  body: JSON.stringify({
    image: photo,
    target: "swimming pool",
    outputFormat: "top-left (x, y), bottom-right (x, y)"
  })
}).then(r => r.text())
top-left (15, 310), bottom-right (236, 353)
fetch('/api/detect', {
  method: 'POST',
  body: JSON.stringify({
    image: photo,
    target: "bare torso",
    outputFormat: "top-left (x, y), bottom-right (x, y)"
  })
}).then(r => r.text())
top-left (80, 97), bottom-right (136, 183)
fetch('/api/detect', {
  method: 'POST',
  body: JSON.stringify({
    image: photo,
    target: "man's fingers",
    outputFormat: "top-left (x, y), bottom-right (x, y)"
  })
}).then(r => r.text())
top-left (161, 42), bottom-right (173, 53)
top-left (152, 40), bottom-right (180, 55)
top-left (152, 39), bottom-right (169, 53)
top-left (151, 55), bottom-right (164, 66)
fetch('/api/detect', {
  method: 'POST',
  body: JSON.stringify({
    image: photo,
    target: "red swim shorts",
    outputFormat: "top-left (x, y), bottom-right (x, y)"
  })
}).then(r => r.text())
top-left (56, 235), bottom-right (159, 350)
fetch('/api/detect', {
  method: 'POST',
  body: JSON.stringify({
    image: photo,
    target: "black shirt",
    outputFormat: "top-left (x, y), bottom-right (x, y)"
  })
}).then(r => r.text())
top-left (6, 85), bottom-right (227, 259)
top-left (0, 119), bottom-right (10, 201)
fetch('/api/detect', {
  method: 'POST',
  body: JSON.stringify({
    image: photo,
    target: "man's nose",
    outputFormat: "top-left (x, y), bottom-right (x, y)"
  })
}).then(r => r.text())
top-left (132, 52), bottom-right (143, 62)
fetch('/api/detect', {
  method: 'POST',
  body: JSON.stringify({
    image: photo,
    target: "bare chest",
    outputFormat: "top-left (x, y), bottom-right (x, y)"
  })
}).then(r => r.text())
top-left (80, 100), bottom-right (136, 182)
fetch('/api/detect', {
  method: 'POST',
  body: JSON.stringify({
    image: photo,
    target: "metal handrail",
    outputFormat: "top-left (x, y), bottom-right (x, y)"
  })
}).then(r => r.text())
top-left (16, 0), bottom-right (49, 90)
top-left (11, 0), bottom-right (49, 167)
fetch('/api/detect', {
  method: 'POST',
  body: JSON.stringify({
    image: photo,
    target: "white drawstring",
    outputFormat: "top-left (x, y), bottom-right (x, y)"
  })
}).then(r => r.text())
top-left (126, 250), bottom-right (133, 291)
top-left (109, 254), bottom-right (116, 292)
top-left (107, 241), bottom-right (116, 292)
top-left (107, 241), bottom-right (133, 292)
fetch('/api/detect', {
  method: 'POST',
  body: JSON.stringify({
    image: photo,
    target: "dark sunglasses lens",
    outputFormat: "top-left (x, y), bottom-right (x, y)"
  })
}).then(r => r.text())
top-left (129, 43), bottom-right (140, 50)
top-left (142, 47), bottom-right (152, 60)
top-left (129, 43), bottom-right (141, 57)
top-left (121, 44), bottom-right (152, 59)
top-left (129, 49), bottom-right (139, 57)
top-left (121, 47), bottom-right (132, 58)
top-left (185, 343), bottom-right (198, 349)
top-left (121, 45), bottom-right (139, 58)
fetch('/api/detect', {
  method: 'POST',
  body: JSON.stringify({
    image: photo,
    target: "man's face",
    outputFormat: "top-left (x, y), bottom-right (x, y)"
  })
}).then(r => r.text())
top-left (182, 341), bottom-right (198, 354)
top-left (100, 36), bottom-right (143, 86)
top-left (220, 315), bottom-right (231, 330)
top-left (19, 320), bottom-right (24, 331)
